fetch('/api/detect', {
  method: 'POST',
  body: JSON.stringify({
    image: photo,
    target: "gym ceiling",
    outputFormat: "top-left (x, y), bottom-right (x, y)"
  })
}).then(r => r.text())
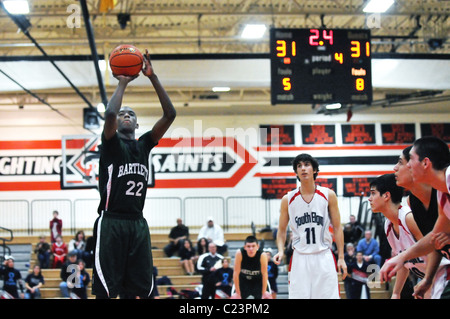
top-left (0, 0), bottom-right (448, 125)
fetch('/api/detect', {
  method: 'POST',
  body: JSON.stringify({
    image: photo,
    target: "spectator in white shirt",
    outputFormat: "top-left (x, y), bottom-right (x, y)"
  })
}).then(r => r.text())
top-left (197, 216), bottom-right (228, 255)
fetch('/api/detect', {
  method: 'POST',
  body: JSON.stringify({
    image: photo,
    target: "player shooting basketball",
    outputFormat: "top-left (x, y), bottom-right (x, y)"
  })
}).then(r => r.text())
top-left (92, 49), bottom-right (176, 299)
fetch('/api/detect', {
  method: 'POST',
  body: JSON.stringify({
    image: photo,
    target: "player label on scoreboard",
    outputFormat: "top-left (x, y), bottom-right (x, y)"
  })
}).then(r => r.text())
top-left (270, 28), bottom-right (372, 105)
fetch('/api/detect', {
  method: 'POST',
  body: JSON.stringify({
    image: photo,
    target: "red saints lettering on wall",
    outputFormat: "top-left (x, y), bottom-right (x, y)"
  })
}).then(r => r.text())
top-left (0, 137), bottom-right (257, 191)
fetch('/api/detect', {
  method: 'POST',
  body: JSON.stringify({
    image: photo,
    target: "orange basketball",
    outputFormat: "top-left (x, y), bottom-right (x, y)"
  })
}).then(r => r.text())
top-left (109, 44), bottom-right (144, 76)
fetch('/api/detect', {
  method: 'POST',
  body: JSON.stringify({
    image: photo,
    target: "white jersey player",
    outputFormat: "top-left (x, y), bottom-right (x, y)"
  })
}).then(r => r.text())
top-left (437, 166), bottom-right (450, 221)
top-left (287, 185), bottom-right (333, 254)
top-left (274, 153), bottom-right (347, 299)
top-left (370, 173), bottom-right (450, 299)
top-left (379, 137), bottom-right (450, 299)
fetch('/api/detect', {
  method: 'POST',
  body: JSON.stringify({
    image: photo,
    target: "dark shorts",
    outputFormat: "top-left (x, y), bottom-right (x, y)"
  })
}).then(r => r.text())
top-left (239, 278), bottom-right (262, 299)
top-left (92, 211), bottom-right (153, 298)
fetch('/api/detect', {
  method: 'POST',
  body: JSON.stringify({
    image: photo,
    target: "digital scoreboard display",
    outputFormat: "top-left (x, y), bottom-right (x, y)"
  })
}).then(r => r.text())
top-left (270, 28), bottom-right (372, 105)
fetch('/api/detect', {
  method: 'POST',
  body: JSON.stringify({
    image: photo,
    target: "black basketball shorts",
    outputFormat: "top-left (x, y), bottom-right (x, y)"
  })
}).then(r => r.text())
top-left (92, 211), bottom-right (153, 298)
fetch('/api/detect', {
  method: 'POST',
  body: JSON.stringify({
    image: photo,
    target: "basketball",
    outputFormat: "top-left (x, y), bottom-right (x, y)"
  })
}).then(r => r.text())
top-left (109, 44), bottom-right (144, 76)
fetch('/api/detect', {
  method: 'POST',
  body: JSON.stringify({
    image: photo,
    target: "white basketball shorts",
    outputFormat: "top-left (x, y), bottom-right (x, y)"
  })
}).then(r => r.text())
top-left (288, 248), bottom-right (340, 299)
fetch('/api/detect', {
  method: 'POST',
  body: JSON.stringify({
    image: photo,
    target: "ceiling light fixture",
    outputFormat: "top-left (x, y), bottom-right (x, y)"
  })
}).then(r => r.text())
top-left (97, 102), bottom-right (105, 113)
top-left (363, 0), bottom-right (394, 13)
top-left (3, 0), bottom-right (30, 14)
top-left (325, 103), bottom-right (342, 110)
top-left (241, 24), bottom-right (267, 39)
top-left (212, 87), bottom-right (231, 92)
top-left (98, 59), bottom-right (107, 72)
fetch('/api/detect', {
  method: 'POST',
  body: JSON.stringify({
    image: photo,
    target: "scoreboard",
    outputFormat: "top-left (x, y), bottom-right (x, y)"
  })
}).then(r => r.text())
top-left (270, 28), bottom-right (372, 105)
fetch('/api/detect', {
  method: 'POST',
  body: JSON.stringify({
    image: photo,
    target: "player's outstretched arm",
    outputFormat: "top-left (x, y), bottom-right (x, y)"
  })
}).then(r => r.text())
top-left (260, 252), bottom-right (270, 298)
top-left (274, 195), bottom-right (289, 265)
top-left (381, 210), bottom-right (450, 282)
top-left (141, 49), bottom-right (176, 144)
top-left (413, 251), bottom-right (442, 299)
top-left (328, 189), bottom-right (347, 279)
top-left (232, 249), bottom-right (242, 298)
top-left (103, 74), bottom-right (138, 140)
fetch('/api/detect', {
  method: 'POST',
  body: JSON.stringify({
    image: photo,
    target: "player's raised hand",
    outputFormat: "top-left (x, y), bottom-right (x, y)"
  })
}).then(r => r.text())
top-left (112, 73), bottom-right (139, 84)
top-left (142, 49), bottom-right (154, 77)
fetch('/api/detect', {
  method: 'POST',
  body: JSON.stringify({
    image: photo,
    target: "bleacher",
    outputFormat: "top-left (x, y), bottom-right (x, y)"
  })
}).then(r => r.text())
top-left (7, 232), bottom-right (392, 299)
top-left (9, 232), bottom-right (264, 299)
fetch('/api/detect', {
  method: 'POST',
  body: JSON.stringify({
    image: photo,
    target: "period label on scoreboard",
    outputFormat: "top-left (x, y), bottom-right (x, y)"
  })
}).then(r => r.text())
top-left (270, 28), bottom-right (372, 105)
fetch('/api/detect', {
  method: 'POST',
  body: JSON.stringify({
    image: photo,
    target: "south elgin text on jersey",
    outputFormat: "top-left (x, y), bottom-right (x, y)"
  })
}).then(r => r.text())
top-left (294, 212), bottom-right (324, 228)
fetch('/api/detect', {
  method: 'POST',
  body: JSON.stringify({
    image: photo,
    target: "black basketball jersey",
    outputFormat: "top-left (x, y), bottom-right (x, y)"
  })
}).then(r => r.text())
top-left (97, 131), bottom-right (157, 215)
top-left (409, 188), bottom-right (438, 236)
top-left (239, 248), bottom-right (262, 282)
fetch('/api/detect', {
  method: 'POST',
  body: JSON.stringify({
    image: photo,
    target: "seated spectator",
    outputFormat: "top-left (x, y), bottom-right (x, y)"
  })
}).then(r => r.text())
top-left (214, 258), bottom-right (233, 298)
top-left (164, 218), bottom-right (189, 257)
top-left (344, 214), bottom-right (365, 246)
top-left (356, 230), bottom-right (382, 267)
top-left (343, 243), bottom-right (356, 299)
top-left (197, 217), bottom-right (228, 255)
top-left (59, 251), bottom-right (78, 298)
top-left (24, 265), bottom-right (44, 299)
top-left (52, 235), bottom-right (68, 268)
top-left (265, 249), bottom-right (279, 299)
top-left (68, 230), bottom-right (90, 263)
top-left (197, 242), bottom-right (224, 299)
top-left (197, 237), bottom-right (209, 256)
top-left (71, 260), bottom-right (90, 299)
top-left (179, 239), bottom-right (196, 275)
top-left (34, 235), bottom-right (51, 269)
top-left (347, 251), bottom-right (371, 299)
top-left (0, 256), bottom-right (24, 299)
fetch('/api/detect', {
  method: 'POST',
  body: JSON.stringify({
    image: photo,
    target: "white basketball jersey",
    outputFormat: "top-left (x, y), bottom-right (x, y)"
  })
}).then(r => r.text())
top-left (437, 166), bottom-right (450, 220)
top-left (385, 206), bottom-right (427, 278)
top-left (287, 185), bottom-right (332, 254)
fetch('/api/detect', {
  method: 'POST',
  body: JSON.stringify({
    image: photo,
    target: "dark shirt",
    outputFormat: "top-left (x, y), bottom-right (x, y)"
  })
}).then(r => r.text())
top-left (198, 253), bottom-right (223, 278)
top-left (25, 273), bottom-right (45, 290)
top-left (97, 131), bottom-right (157, 215)
top-left (169, 225), bottom-right (189, 240)
top-left (179, 247), bottom-right (196, 261)
top-left (0, 266), bottom-right (23, 290)
top-left (60, 261), bottom-right (76, 282)
top-left (409, 189), bottom-right (438, 236)
top-left (215, 267), bottom-right (233, 286)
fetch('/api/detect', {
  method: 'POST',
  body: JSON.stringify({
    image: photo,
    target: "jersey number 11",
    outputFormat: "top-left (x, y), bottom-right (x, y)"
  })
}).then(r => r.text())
top-left (305, 227), bottom-right (316, 244)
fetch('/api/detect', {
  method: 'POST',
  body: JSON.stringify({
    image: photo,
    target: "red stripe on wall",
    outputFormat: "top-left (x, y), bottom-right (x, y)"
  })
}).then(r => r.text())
top-left (254, 171), bottom-right (393, 177)
top-left (0, 140), bottom-right (62, 150)
top-left (254, 145), bottom-right (411, 152)
top-left (0, 181), bottom-right (61, 191)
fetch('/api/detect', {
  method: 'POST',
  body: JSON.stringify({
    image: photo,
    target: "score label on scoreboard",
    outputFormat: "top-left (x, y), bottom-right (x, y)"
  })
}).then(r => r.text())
top-left (270, 28), bottom-right (372, 105)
